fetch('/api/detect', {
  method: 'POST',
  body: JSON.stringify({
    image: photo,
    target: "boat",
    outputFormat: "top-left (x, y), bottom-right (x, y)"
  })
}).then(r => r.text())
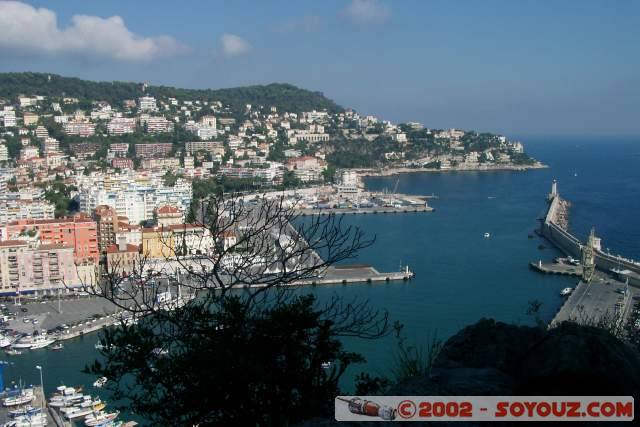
top-left (12, 335), bottom-right (55, 350)
top-left (0, 335), bottom-right (12, 348)
top-left (61, 400), bottom-right (105, 417)
top-left (560, 287), bottom-right (573, 296)
top-left (483, 232), bottom-right (491, 239)
top-left (50, 394), bottom-right (90, 407)
top-left (85, 411), bottom-right (120, 426)
top-left (50, 342), bottom-right (64, 351)
top-left (5, 349), bottom-right (22, 356)
top-left (64, 404), bottom-right (105, 419)
top-left (8, 406), bottom-right (41, 418)
top-left (29, 336), bottom-right (56, 349)
top-left (2, 413), bottom-right (48, 426)
top-left (52, 385), bottom-right (83, 397)
top-left (3, 389), bottom-right (35, 407)
top-left (321, 361), bottom-right (332, 369)
top-left (93, 377), bottom-right (108, 388)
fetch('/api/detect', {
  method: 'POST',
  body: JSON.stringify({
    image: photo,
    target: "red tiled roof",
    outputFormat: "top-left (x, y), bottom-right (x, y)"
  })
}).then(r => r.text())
top-left (0, 240), bottom-right (28, 247)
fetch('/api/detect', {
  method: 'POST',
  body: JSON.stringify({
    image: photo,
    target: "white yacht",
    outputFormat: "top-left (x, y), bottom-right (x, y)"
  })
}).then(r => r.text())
top-left (62, 400), bottom-right (105, 418)
top-left (85, 411), bottom-right (119, 426)
top-left (483, 232), bottom-right (491, 239)
top-left (12, 335), bottom-right (55, 350)
top-left (2, 389), bottom-right (35, 407)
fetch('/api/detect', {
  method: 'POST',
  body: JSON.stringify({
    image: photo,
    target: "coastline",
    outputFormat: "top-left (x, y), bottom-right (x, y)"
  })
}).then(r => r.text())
top-left (355, 162), bottom-right (548, 177)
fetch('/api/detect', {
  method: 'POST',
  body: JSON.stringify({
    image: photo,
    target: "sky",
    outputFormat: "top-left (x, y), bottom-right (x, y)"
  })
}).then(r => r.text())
top-left (0, 0), bottom-right (639, 137)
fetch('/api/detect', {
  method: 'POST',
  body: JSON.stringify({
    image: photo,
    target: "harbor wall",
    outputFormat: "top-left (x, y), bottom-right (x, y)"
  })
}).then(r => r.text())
top-left (541, 196), bottom-right (582, 259)
top-left (541, 195), bottom-right (640, 286)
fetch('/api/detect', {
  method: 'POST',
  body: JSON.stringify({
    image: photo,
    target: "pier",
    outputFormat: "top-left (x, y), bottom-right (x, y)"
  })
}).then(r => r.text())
top-left (0, 386), bottom-right (58, 426)
top-left (540, 181), bottom-right (640, 285)
top-left (529, 259), bottom-right (582, 277)
top-left (535, 180), bottom-right (640, 327)
top-left (297, 205), bottom-right (433, 216)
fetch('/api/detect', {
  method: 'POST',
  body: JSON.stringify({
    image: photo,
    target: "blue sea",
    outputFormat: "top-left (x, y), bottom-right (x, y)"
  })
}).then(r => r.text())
top-left (3, 137), bottom-right (639, 397)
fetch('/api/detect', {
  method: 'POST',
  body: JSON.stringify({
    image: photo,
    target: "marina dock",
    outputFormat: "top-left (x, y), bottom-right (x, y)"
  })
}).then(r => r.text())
top-left (0, 386), bottom-right (57, 426)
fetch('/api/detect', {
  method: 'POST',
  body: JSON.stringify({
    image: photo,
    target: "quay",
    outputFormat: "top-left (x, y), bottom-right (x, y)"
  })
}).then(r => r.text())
top-left (550, 272), bottom-right (637, 328)
top-left (534, 180), bottom-right (640, 328)
top-left (294, 264), bottom-right (413, 286)
top-left (297, 205), bottom-right (433, 216)
top-left (529, 259), bottom-right (582, 277)
top-left (4, 296), bottom-right (119, 338)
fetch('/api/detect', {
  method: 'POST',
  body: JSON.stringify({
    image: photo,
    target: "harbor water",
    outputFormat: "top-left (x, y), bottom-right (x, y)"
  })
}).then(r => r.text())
top-left (2, 137), bottom-right (639, 397)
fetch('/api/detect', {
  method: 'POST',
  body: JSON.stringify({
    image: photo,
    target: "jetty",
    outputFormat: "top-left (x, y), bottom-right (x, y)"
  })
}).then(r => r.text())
top-left (535, 180), bottom-right (640, 327)
top-left (298, 205), bottom-right (433, 216)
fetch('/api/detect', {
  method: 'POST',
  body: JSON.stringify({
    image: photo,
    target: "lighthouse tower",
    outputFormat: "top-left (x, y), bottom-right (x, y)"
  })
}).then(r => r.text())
top-left (548, 179), bottom-right (558, 200)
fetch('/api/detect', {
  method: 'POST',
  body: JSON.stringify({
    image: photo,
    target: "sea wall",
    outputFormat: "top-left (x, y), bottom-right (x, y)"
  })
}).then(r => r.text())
top-left (541, 195), bottom-right (640, 286)
top-left (541, 196), bottom-right (582, 259)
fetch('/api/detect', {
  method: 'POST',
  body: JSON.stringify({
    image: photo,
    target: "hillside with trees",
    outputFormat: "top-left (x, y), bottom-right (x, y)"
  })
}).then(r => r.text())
top-left (0, 72), bottom-right (344, 114)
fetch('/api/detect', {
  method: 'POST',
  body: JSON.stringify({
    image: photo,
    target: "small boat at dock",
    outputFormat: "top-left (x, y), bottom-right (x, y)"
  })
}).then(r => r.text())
top-left (85, 410), bottom-right (120, 426)
top-left (2, 389), bottom-right (35, 407)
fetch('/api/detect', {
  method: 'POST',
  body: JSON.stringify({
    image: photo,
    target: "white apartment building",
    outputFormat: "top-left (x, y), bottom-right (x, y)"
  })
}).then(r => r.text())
top-left (107, 117), bottom-right (137, 135)
top-left (185, 122), bottom-right (217, 140)
top-left (35, 126), bottom-right (49, 139)
top-left (41, 137), bottom-right (59, 154)
top-left (63, 121), bottom-right (96, 137)
top-left (185, 141), bottom-right (225, 155)
top-left (141, 115), bottom-right (174, 133)
top-left (287, 130), bottom-right (330, 144)
top-left (0, 200), bottom-right (55, 222)
top-left (138, 96), bottom-right (158, 112)
top-left (0, 144), bottom-right (8, 162)
top-left (2, 111), bottom-right (16, 128)
top-left (77, 173), bottom-right (192, 224)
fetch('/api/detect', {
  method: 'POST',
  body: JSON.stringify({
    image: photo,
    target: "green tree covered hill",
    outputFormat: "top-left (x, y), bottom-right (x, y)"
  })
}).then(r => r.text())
top-left (0, 72), bottom-right (343, 113)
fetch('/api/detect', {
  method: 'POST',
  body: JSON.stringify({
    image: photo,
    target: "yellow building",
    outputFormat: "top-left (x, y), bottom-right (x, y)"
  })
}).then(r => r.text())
top-left (142, 227), bottom-right (175, 259)
top-left (142, 224), bottom-right (214, 259)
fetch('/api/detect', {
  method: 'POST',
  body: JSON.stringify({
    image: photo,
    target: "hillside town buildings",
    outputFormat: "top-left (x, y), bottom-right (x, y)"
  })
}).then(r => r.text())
top-left (0, 82), bottom-right (535, 295)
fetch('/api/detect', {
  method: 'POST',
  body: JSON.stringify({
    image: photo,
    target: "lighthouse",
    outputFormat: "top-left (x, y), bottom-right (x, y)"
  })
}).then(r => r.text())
top-left (549, 179), bottom-right (558, 200)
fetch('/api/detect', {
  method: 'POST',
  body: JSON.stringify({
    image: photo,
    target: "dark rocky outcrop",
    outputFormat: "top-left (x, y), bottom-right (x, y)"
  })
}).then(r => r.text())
top-left (303, 319), bottom-right (640, 426)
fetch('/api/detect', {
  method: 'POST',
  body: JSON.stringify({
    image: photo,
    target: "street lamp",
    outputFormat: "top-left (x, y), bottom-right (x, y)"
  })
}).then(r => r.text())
top-left (35, 365), bottom-right (44, 409)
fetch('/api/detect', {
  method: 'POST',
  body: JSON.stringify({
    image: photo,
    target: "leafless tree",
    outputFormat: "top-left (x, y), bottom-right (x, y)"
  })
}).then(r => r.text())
top-left (74, 191), bottom-right (391, 425)
top-left (79, 192), bottom-right (377, 314)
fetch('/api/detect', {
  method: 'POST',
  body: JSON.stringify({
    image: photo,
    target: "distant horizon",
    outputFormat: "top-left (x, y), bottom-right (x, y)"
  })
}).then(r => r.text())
top-left (1, 0), bottom-right (638, 137)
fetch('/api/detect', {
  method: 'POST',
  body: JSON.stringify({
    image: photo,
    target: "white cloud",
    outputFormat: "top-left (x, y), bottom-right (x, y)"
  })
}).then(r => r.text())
top-left (0, 1), bottom-right (188, 61)
top-left (221, 33), bottom-right (251, 57)
top-left (342, 0), bottom-right (390, 25)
